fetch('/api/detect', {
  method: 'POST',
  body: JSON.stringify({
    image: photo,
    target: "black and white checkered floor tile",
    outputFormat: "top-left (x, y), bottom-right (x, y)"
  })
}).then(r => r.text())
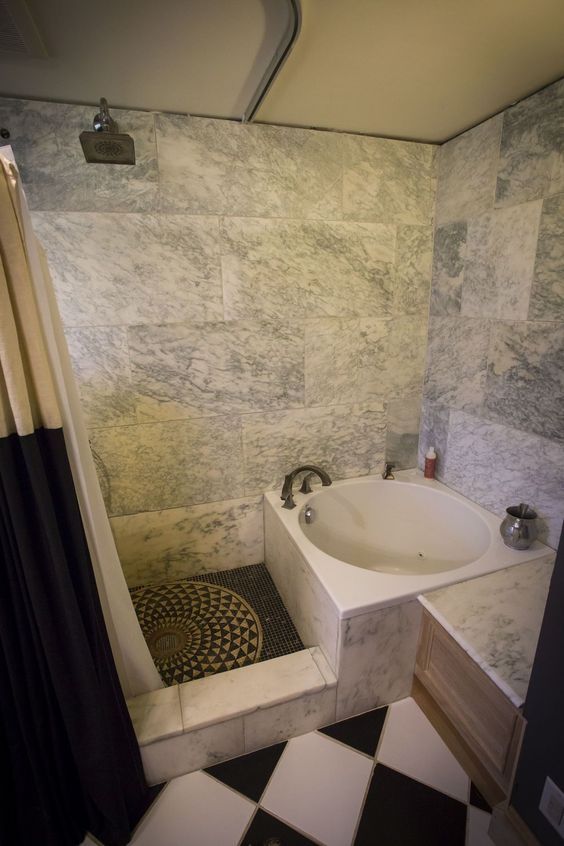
top-left (120, 697), bottom-right (495, 846)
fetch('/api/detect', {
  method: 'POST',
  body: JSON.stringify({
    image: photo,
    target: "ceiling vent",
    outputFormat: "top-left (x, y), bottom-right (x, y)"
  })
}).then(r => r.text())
top-left (0, 0), bottom-right (47, 57)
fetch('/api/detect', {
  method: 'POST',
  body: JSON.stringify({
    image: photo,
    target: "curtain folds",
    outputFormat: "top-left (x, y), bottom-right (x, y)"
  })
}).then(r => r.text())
top-left (0, 154), bottom-right (156, 844)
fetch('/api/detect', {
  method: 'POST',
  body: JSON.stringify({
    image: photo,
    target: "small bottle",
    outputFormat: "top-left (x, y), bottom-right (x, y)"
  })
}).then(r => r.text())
top-left (424, 446), bottom-right (437, 479)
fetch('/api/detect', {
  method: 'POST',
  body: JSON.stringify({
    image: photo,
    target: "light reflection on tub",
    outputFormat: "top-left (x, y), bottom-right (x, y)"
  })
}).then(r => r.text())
top-left (299, 480), bottom-right (491, 575)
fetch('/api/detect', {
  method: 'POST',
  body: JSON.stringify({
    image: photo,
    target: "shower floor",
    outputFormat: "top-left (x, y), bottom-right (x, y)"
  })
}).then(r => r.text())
top-left (131, 563), bottom-right (304, 686)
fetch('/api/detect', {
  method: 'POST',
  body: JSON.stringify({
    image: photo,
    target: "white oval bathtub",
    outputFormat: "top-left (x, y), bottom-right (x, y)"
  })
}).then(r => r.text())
top-left (264, 470), bottom-right (549, 618)
top-left (299, 481), bottom-right (491, 575)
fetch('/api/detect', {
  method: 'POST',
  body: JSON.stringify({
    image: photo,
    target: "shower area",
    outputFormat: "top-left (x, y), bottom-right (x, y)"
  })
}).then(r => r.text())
top-left (0, 93), bottom-right (433, 691)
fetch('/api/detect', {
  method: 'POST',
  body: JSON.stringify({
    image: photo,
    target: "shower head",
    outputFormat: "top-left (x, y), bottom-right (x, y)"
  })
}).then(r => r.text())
top-left (79, 98), bottom-right (136, 165)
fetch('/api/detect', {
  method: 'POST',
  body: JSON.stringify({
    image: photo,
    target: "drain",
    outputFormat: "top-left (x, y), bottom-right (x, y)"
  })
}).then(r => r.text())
top-left (147, 627), bottom-right (188, 659)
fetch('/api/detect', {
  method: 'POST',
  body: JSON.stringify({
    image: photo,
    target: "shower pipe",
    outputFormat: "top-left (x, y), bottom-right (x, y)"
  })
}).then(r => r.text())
top-left (242, 0), bottom-right (302, 123)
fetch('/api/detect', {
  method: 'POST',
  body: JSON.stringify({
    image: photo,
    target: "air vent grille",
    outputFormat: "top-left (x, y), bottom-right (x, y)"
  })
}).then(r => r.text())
top-left (0, 0), bottom-right (47, 57)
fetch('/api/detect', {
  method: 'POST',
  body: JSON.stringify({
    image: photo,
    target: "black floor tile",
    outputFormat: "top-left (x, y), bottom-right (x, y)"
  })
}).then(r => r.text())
top-left (354, 764), bottom-right (467, 846)
top-left (470, 782), bottom-right (492, 813)
top-left (205, 742), bottom-right (287, 803)
top-left (242, 809), bottom-right (318, 846)
top-left (319, 706), bottom-right (388, 757)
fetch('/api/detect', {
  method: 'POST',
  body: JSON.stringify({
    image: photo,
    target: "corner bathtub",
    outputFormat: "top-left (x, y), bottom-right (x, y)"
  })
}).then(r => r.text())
top-left (264, 470), bottom-right (549, 720)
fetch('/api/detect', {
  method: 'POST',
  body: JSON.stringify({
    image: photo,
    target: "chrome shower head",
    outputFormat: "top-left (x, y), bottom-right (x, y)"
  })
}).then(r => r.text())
top-left (79, 98), bottom-right (135, 165)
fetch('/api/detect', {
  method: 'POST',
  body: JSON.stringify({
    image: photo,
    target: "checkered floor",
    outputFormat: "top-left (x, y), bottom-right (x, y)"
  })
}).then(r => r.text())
top-left (95, 697), bottom-right (494, 846)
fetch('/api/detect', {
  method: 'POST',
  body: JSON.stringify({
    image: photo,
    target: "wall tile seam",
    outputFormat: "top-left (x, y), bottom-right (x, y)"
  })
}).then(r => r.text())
top-left (440, 402), bottom-right (564, 452)
top-left (108, 492), bottom-right (265, 519)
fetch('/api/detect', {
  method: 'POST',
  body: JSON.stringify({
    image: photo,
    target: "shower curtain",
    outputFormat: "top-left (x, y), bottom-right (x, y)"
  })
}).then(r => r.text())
top-left (0, 152), bottom-right (158, 845)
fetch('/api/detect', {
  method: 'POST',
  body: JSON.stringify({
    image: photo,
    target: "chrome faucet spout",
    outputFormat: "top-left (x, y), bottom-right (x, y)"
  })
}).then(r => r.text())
top-left (280, 464), bottom-right (332, 509)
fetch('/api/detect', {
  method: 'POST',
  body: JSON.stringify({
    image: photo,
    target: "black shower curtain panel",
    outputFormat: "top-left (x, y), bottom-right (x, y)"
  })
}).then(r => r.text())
top-left (0, 155), bottom-right (154, 845)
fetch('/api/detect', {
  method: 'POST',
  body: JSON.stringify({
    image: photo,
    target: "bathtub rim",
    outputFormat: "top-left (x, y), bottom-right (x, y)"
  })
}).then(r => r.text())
top-left (264, 469), bottom-right (552, 620)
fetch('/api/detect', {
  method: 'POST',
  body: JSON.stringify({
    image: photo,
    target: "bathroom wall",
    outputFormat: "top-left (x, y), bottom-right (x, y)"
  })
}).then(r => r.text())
top-left (0, 97), bottom-right (436, 585)
top-left (421, 79), bottom-right (564, 549)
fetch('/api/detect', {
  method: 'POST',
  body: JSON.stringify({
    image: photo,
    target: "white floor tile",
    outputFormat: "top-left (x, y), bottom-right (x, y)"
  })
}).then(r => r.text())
top-left (377, 697), bottom-right (470, 802)
top-left (261, 731), bottom-right (373, 846)
top-left (131, 770), bottom-right (255, 846)
top-left (466, 806), bottom-right (495, 846)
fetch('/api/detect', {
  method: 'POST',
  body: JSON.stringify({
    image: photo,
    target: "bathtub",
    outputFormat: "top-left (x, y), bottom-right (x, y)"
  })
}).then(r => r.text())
top-left (264, 469), bottom-right (550, 719)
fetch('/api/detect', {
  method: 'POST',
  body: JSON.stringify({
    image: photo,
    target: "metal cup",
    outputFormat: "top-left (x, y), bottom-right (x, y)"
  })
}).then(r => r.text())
top-left (500, 504), bottom-right (538, 550)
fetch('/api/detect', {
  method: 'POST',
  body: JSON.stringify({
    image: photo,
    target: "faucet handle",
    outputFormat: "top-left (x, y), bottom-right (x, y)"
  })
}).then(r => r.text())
top-left (383, 462), bottom-right (395, 480)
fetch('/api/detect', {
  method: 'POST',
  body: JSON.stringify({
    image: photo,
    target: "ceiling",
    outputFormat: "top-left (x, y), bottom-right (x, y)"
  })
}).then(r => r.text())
top-left (1, 0), bottom-right (564, 142)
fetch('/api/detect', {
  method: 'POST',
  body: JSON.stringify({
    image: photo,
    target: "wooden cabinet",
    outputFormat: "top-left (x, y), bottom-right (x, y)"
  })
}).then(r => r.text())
top-left (414, 609), bottom-right (525, 799)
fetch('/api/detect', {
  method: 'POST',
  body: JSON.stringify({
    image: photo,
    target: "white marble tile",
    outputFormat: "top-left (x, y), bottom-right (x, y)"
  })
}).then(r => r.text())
top-left (435, 115), bottom-right (502, 225)
top-left (429, 222), bottom-right (466, 316)
top-left (495, 79), bottom-right (564, 207)
top-left (336, 600), bottom-right (422, 720)
top-left (305, 317), bottom-right (360, 407)
top-left (89, 417), bottom-right (244, 516)
top-left (342, 134), bottom-right (435, 224)
top-left (377, 697), bottom-right (470, 803)
top-left (262, 731), bottom-right (372, 846)
top-left (156, 114), bottom-right (342, 218)
top-left (0, 97), bottom-right (158, 212)
top-left (530, 193), bottom-right (564, 321)
top-left (380, 315), bottom-right (428, 401)
top-left (127, 685), bottom-right (181, 746)
top-left (484, 320), bottom-right (564, 443)
top-left (64, 327), bottom-right (136, 428)
top-left (129, 320), bottom-right (304, 420)
top-left (418, 401), bottom-right (450, 476)
top-left (131, 771), bottom-right (254, 846)
top-left (33, 212), bottom-right (223, 326)
top-left (385, 395), bottom-right (421, 470)
top-left (264, 500), bottom-right (340, 670)
top-left (423, 317), bottom-right (490, 413)
top-left (140, 717), bottom-right (245, 784)
top-left (243, 687), bottom-right (337, 753)
top-left (242, 403), bottom-right (387, 495)
top-left (110, 496), bottom-right (264, 587)
top-left (461, 202), bottom-right (542, 319)
top-left (422, 556), bottom-right (555, 705)
top-left (179, 650), bottom-right (328, 732)
top-left (442, 410), bottom-right (564, 548)
top-left (221, 217), bottom-right (395, 321)
top-left (393, 224), bottom-right (433, 315)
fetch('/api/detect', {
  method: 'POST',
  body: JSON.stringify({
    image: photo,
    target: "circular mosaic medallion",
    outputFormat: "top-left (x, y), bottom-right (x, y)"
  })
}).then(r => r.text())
top-left (131, 580), bottom-right (263, 685)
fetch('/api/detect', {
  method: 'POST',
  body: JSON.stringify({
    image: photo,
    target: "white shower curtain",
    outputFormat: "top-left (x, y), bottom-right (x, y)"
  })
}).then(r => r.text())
top-left (1, 147), bottom-right (162, 697)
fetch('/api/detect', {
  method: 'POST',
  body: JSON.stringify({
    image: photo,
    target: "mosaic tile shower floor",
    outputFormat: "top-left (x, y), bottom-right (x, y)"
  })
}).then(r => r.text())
top-left (131, 563), bottom-right (304, 685)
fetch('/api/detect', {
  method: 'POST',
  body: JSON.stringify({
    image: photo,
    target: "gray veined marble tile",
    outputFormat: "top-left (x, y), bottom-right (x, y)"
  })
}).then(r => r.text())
top-left (441, 410), bottom-right (564, 548)
top-left (393, 225), bottom-right (433, 315)
top-left (382, 315), bottom-right (428, 400)
top-left (484, 321), bottom-right (564, 443)
top-left (305, 318), bottom-right (360, 407)
top-left (129, 320), bottom-right (304, 421)
top-left (418, 401), bottom-right (450, 475)
top-left (111, 496), bottom-right (264, 587)
top-left (435, 115), bottom-right (502, 225)
top-left (0, 97), bottom-right (158, 212)
top-left (429, 222), bottom-right (466, 316)
top-left (156, 114), bottom-right (342, 218)
top-left (89, 416), bottom-right (244, 516)
top-left (385, 396), bottom-right (421, 469)
top-left (342, 134), bottom-right (435, 225)
top-left (33, 212), bottom-right (223, 326)
top-left (64, 327), bottom-right (136, 428)
top-left (529, 193), bottom-right (564, 321)
top-left (423, 317), bottom-right (490, 412)
top-left (496, 79), bottom-right (564, 207)
top-left (462, 201), bottom-right (542, 320)
top-left (221, 217), bottom-right (395, 321)
top-left (242, 403), bottom-right (386, 494)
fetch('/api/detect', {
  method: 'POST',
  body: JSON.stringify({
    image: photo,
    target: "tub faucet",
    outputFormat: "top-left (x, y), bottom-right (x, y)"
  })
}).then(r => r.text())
top-left (382, 462), bottom-right (395, 480)
top-left (281, 464), bottom-right (332, 509)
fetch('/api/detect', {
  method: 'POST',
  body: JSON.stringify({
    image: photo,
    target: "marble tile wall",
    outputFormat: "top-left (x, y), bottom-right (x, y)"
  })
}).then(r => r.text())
top-left (423, 79), bottom-right (564, 549)
top-left (0, 96), bottom-right (436, 585)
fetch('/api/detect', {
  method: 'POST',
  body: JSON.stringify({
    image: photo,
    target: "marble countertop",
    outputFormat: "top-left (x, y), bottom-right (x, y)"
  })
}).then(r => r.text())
top-left (419, 553), bottom-right (556, 708)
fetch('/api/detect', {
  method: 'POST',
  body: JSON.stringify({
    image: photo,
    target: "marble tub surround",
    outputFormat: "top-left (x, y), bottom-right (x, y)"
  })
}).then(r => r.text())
top-left (3, 94), bottom-right (436, 583)
top-left (111, 497), bottom-right (264, 587)
top-left (423, 78), bottom-right (564, 550)
top-left (127, 647), bottom-right (337, 783)
top-left (420, 554), bottom-right (556, 707)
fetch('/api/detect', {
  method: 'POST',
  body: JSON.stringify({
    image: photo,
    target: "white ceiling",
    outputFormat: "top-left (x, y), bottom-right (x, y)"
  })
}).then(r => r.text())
top-left (1, 0), bottom-right (564, 142)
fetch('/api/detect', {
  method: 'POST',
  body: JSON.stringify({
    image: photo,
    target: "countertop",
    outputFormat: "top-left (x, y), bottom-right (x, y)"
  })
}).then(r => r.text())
top-left (419, 553), bottom-right (556, 708)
